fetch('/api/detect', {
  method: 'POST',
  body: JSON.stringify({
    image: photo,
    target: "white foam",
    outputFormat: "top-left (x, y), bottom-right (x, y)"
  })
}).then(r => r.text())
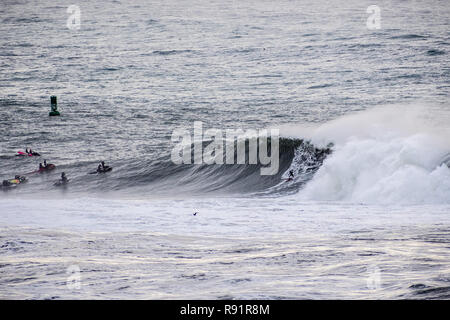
top-left (296, 104), bottom-right (450, 204)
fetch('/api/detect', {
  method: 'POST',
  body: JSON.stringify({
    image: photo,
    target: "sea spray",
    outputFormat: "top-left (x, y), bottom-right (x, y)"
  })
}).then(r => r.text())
top-left (295, 105), bottom-right (450, 204)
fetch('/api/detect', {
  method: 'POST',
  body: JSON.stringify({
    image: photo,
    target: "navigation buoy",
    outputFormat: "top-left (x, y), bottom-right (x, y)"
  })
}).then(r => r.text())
top-left (49, 95), bottom-right (60, 116)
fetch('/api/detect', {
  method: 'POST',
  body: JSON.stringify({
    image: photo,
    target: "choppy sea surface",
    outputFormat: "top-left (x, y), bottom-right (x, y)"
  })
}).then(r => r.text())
top-left (0, 0), bottom-right (449, 299)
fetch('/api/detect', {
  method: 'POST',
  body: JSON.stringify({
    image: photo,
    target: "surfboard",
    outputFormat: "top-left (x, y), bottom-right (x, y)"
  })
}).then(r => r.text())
top-left (39, 164), bottom-right (55, 173)
top-left (89, 167), bottom-right (112, 174)
top-left (54, 180), bottom-right (69, 186)
top-left (16, 151), bottom-right (40, 157)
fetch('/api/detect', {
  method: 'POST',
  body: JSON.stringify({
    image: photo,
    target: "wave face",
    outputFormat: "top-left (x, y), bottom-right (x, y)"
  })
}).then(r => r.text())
top-left (0, 135), bottom-right (332, 197)
top-left (295, 105), bottom-right (450, 204)
top-left (108, 137), bottom-right (332, 196)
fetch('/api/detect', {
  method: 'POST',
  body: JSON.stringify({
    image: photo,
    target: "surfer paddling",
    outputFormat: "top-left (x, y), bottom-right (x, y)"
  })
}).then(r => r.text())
top-left (55, 172), bottom-right (69, 186)
top-left (90, 161), bottom-right (112, 174)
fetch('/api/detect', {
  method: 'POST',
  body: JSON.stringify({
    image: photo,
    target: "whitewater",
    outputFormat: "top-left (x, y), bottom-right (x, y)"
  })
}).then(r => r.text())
top-left (286, 105), bottom-right (450, 204)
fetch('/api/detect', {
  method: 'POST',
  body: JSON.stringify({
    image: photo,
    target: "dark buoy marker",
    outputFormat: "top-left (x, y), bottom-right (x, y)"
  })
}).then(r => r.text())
top-left (49, 95), bottom-right (60, 116)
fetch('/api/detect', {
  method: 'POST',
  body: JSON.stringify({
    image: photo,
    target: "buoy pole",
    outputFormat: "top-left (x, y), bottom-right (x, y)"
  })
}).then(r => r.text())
top-left (49, 95), bottom-right (60, 116)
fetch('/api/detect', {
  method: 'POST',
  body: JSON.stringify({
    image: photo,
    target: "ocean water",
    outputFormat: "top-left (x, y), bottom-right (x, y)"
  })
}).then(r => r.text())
top-left (0, 0), bottom-right (449, 299)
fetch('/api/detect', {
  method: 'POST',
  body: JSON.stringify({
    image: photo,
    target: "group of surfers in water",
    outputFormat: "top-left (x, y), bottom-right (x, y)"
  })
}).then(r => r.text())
top-left (2, 148), bottom-right (112, 189)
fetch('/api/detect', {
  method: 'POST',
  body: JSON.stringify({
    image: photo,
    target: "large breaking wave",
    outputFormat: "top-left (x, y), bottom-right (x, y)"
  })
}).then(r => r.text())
top-left (2, 104), bottom-right (449, 204)
top-left (110, 137), bottom-right (332, 195)
top-left (110, 103), bottom-right (450, 204)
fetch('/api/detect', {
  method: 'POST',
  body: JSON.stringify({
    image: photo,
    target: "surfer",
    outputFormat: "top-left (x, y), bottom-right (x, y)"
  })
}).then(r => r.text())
top-left (54, 172), bottom-right (69, 186)
top-left (288, 170), bottom-right (294, 179)
top-left (2, 175), bottom-right (27, 188)
top-left (43, 159), bottom-right (47, 167)
top-left (61, 172), bottom-right (68, 184)
top-left (285, 170), bottom-right (294, 182)
top-left (39, 163), bottom-right (44, 170)
top-left (97, 161), bottom-right (111, 172)
top-left (14, 175), bottom-right (27, 183)
top-left (92, 161), bottom-right (112, 174)
top-left (20, 148), bottom-right (40, 156)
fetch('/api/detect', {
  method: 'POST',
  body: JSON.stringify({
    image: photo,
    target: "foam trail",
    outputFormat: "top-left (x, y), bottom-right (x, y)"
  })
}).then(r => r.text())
top-left (296, 104), bottom-right (450, 204)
